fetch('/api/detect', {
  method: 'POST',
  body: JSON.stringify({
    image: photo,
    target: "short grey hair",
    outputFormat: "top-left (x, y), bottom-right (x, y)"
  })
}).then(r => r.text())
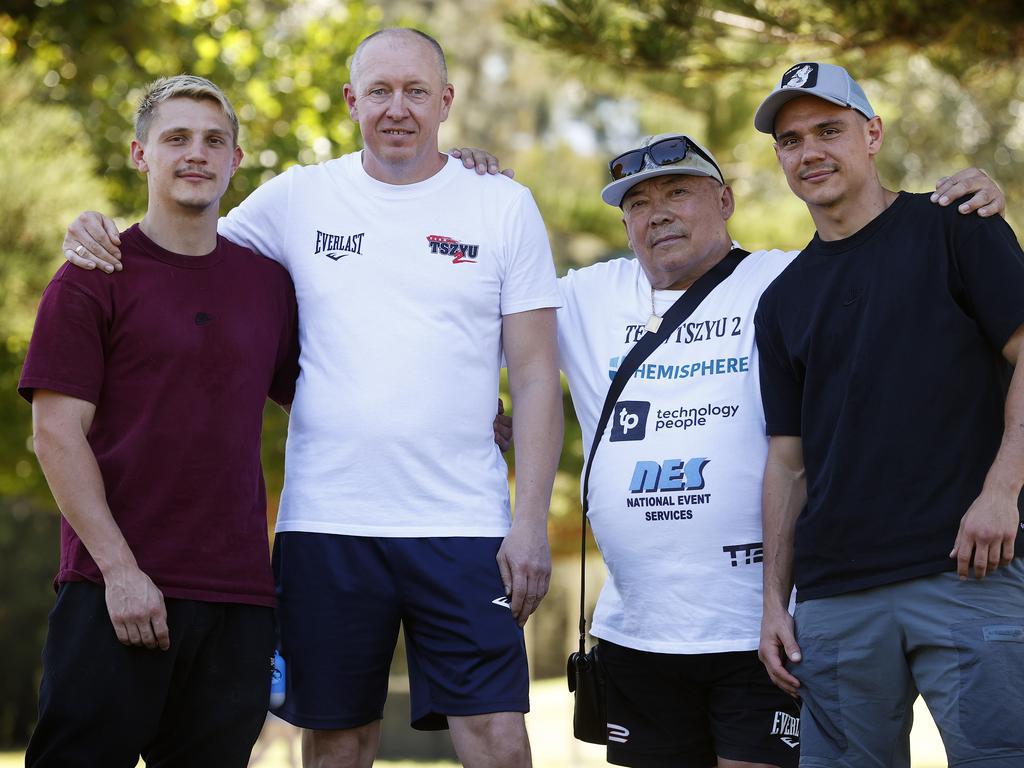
top-left (135, 75), bottom-right (240, 145)
top-left (349, 28), bottom-right (448, 91)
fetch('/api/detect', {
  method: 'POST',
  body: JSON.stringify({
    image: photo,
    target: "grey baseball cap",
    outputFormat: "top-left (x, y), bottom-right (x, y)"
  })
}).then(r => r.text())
top-left (754, 62), bottom-right (875, 135)
top-left (601, 133), bottom-right (725, 208)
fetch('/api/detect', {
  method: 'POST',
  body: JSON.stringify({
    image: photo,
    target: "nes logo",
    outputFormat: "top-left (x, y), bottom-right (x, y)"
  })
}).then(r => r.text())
top-left (781, 62), bottom-right (817, 90)
top-left (610, 401), bottom-right (650, 442)
top-left (427, 234), bottom-right (479, 264)
top-left (629, 457), bottom-right (709, 493)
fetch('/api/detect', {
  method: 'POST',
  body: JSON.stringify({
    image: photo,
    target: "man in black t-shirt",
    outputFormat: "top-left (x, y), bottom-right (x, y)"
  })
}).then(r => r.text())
top-left (753, 62), bottom-right (1024, 768)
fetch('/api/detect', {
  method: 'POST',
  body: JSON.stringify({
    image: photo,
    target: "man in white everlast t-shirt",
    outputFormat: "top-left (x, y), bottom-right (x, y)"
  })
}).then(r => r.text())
top-left (61, 28), bottom-right (563, 768)
top-left (555, 133), bottom-right (1005, 768)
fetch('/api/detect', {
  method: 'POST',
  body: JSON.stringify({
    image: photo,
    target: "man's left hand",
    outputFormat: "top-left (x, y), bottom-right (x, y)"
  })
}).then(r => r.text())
top-left (496, 523), bottom-right (551, 627)
top-left (448, 147), bottom-right (515, 178)
top-left (950, 490), bottom-right (1019, 579)
top-left (931, 168), bottom-right (1005, 217)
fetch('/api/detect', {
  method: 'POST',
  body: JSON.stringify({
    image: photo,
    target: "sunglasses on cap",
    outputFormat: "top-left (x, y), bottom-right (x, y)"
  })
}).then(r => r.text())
top-left (608, 135), bottom-right (724, 183)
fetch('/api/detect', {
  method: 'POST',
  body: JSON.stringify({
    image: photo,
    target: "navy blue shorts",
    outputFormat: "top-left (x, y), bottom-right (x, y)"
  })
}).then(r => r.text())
top-left (272, 532), bottom-right (529, 731)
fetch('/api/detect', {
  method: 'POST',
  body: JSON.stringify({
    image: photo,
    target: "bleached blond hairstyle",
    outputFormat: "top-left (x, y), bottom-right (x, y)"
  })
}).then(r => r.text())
top-left (135, 75), bottom-right (239, 145)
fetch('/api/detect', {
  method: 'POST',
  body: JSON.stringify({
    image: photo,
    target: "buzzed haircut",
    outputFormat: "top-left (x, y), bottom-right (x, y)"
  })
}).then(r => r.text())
top-left (135, 75), bottom-right (240, 145)
top-left (348, 27), bottom-right (448, 91)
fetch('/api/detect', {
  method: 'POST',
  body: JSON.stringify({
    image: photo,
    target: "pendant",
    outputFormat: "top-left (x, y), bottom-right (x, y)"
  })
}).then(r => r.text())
top-left (645, 314), bottom-right (662, 333)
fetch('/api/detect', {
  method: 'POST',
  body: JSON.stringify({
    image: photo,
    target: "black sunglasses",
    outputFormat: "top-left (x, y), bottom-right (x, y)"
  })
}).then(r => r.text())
top-left (608, 136), bottom-right (724, 183)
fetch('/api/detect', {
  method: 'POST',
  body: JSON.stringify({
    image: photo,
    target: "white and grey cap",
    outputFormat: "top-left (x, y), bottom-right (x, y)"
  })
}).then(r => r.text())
top-left (753, 62), bottom-right (875, 135)
top-left (600, 133), bottom-right (725, 208)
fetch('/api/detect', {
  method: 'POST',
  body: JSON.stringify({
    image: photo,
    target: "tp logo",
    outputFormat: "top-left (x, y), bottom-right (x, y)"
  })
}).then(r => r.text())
top-left (610, 401), bottom-right (650, 442)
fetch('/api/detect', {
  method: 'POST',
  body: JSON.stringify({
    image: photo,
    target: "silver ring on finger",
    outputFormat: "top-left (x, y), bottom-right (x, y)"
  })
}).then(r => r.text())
top-left (74, 244), bottom-right (85, 255)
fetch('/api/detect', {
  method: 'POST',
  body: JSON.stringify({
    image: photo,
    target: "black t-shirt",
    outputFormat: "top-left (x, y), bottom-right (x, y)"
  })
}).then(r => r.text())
top-left (755, 192), bottom-right (1024, 601)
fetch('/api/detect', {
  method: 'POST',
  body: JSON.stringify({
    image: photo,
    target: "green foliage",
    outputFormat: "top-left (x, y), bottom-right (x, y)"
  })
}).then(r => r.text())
top-left (511, 0), bottom-right (1024, 73)
top-left (0, 63), bottom-right (112, 502)
top-left (1, 0), bottom-right (382, 215)
top-left (509, 0), bottom-right (1024, 234)
top-left (0, 498), bottom-right (57, 747)
top-left (0, 62), bottom-right (114, 748)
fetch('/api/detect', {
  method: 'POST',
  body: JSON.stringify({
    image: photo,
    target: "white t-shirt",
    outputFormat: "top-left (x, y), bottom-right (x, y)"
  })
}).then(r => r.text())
top-left (557, 249), bottom-right (798, 653)
top-left (219, 153), bottom-right (560, 537)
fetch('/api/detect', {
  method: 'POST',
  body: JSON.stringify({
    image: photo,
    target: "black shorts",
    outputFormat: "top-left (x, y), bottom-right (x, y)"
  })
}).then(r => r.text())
top-left (26, 581), bottom-right (274, 768)
top-left (600, 640), bottom-right (800, 768)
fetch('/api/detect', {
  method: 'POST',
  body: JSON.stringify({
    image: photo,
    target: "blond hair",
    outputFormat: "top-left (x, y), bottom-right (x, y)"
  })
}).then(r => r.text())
top-left (135, 75), bottom-right (239, 145)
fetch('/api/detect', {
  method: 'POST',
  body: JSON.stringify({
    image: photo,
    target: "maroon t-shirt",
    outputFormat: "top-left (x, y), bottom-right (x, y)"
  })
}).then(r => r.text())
top-left (19, 225), bottom-right (299, 607)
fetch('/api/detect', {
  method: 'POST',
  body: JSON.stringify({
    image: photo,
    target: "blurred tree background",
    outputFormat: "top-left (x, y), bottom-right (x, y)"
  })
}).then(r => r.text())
top-left (1, 0), bottom-right (1022, 748)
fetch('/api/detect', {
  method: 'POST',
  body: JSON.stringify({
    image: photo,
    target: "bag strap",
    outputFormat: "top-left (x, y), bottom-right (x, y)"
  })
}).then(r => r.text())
top-left (576, 248), bottom-right (749, 654)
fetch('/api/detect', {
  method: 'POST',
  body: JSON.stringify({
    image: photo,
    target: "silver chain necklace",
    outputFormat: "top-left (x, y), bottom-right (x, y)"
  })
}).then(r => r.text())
top-left (646, 285), bottom-right (663, 333)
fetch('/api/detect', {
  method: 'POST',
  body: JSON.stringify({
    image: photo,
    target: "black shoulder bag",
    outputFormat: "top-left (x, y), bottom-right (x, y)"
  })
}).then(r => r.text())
top-left (567, 248), bottom-right (749, 744)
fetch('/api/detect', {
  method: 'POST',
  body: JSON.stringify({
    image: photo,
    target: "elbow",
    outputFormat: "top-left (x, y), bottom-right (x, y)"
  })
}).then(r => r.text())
top-left (32, 428), bottom-right (59, 467)
top-left (32, 420), bottom-right (73, 468)
top-left (791, 464), bottom-right (807, 486)
top-left (509, 362), bottom-right (561, 401)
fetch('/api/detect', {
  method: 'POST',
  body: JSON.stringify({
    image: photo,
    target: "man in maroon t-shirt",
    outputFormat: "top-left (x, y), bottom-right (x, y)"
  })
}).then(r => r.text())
top-left (19, 75), bottom-right (299, 767)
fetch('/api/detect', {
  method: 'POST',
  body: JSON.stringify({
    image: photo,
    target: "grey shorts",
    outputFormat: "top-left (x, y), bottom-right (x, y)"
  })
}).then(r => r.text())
top-left (793, 559), bottom-right (1024, 768)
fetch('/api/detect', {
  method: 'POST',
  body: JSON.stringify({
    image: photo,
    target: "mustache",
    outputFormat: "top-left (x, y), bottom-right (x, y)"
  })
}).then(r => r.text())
top-left (800, 164), bottom-right (838, 180)
top-left (648, 230), bottom-right (688, 247)
top-left (176, 167), bottom-right (214, 179)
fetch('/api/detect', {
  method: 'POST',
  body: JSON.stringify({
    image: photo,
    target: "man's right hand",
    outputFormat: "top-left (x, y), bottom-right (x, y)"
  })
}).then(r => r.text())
top-left (63, 211), bottom-right (123, 273)
top-left (103, 566), bottom-right (170, 650)
top-left (758, 605), bottom-right (802, 697)
top-left (493, 398), bottom-right (513, 452)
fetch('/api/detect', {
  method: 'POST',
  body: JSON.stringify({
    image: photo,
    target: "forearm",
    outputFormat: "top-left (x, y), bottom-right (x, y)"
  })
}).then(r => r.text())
top-left (34, 426), bottom-right (138, 578)
top-left (33, 393), bottom-right (169, 647)
top-left (983, 343), bottom-right (1024, 497)
top-left (503, 308), bottom-right (562, 528)
top-left (508, 366), bottom-right (563, 527)
top-left (762, 436), bottom-right (806, 611)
